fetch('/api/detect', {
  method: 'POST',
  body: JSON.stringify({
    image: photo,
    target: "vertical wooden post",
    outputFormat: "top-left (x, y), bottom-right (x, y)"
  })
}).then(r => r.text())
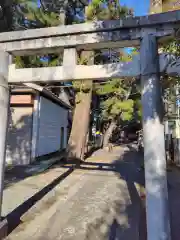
top-left (0, 51), bottom-right (11, 218)
top-left (140, 35), bottom-right (171, 240)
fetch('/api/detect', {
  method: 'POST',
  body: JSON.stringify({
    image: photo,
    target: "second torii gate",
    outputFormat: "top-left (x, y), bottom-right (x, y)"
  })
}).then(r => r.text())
top-left (1, 9), bottom-right (180, 240)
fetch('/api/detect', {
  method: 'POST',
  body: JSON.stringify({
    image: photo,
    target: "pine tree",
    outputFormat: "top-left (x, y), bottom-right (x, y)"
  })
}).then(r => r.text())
top-left (95, 63), bottom-right (139, 147)
top-left (14, 0), bottom-right (77, 98)
top-left (14, 0), bottom-right (62, 67)
top-left (68, 0), bottom-right (135, 157)
top-left (86, 0), bottom-right (136, 147)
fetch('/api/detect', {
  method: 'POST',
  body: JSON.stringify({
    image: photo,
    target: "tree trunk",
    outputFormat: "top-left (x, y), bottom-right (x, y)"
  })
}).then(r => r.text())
top-left (103, 120), bottom-right (117, 148)
top-left (68, 89), bottom-right (92, 160)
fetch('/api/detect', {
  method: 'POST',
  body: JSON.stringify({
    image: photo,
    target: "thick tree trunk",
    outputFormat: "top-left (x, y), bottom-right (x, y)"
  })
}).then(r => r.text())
top-left (68, 89), bottom-right (92, 160)
top-left (67, 49), bottom-right (94, 160)
top-left (103, 120), bottom-right (117, 148)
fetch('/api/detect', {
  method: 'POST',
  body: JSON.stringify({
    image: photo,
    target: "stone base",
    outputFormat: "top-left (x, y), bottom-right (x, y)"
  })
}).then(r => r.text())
top-left (0, 218), bottom-right (8, 240)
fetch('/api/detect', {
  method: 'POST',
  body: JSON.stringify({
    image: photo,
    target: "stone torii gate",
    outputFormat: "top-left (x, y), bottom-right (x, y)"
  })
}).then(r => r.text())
top-left (1, 9), bottom-right (180, 240)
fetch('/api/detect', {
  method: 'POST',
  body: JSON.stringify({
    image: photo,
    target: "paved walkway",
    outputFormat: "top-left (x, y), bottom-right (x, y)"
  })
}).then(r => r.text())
top-left (3, 145), bottom-right (144, 240)
top-left (168, 167), bottom-right (180, 240)
top-left (4, 151), bottom-right (65, 189)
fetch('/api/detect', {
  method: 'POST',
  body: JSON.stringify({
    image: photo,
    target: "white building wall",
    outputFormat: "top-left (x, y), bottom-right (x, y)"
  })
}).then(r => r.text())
top-left (36, 96), bottom-right (68, 157)
top-left (6, 107), bottom-right (33, 165)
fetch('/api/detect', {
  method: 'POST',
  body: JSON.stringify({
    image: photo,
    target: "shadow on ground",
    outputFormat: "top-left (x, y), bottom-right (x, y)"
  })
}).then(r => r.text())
top-left (4, 145), bottom-right (147, 239)
top-left (58, 144), bottom-right (146, 240)
top-left (5, 165), bottom-right (75, 235)
top-left (83, 145), bottom-right (146, 240)
top-left (168, 167), bottom-right (180, 240)
top-left (4, 151), bottom-right (67, 189)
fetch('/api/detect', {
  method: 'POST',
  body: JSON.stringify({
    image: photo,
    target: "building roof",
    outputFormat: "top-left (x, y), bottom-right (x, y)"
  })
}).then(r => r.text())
top-left (11, 83), bottom-right (72, 110)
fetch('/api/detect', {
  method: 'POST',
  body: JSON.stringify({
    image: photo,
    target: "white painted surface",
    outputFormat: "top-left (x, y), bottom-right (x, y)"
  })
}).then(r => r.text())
top-left (36, 96), bottom-right (68, 156)
top-left (6, 107), bottom-right (33, 165)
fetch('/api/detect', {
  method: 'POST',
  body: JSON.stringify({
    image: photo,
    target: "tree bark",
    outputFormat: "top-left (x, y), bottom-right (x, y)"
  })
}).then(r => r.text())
top-left (67, 50), bottom-right (94, 160)
top-left (68, 88), bottom-right (92, 160)
top-left (103, 120), bottom-right (117, 148)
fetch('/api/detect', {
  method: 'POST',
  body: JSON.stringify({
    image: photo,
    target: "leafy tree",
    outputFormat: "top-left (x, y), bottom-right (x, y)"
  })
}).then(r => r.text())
top-left (91, 1), bottom-right (136, 147)
top-left (14, 1), bottom-right (64, 96)
top-left (12, 0), bottom-right (38, 30)
top-left (85, 0), bottom-right (133, 21)
top-left (14, 0), bottom-right (62, 67)
top-left (95, 70), bottom-right (141, 146)
top-left (96, 79), bottom-right (134, 122)
top-left (68, 0), bottom-right (135, 156)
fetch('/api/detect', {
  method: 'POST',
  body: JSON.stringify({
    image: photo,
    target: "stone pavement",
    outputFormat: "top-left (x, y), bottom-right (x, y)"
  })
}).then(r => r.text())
top-left (168, 167), bottom-right (180, 240)
top-left (3, 145), bottom-right (145, 240)
top-left (4, 151), bottom-right (66, 189)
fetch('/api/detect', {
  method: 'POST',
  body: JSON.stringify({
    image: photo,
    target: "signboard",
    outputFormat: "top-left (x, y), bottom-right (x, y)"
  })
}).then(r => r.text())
top-left (10, 94), bottom-right (33, 105)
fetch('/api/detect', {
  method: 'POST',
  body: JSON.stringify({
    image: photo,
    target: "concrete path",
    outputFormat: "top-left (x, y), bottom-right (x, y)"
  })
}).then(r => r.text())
top-left (3, 145), bottom-right (144, 240)
top-left (4, 151), bottom-right (65, 189)
top-left (168, 167), bottom-right (180, 240)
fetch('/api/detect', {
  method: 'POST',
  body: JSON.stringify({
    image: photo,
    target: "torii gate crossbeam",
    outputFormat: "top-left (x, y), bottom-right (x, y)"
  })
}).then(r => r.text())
top-left (1, 9), bottom-right (180, 239)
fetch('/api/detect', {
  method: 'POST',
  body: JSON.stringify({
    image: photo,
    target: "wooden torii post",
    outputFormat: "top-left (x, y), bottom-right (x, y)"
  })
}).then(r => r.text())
top-left (1, 9), bottom-right (180, 239)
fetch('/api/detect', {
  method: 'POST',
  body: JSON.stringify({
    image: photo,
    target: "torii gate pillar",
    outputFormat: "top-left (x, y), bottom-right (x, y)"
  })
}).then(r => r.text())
top-left (140, 34), bottom-right (171, 240)
top-left (0, 51), bottom-right (11, 218)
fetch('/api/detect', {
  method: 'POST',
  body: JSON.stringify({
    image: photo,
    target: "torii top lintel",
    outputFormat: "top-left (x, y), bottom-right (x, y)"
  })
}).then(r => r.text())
top-left (0, 10), bottom-right (180, 56)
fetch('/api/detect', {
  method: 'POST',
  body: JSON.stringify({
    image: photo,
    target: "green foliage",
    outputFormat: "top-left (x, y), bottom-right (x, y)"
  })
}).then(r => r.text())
top-left (96, 79), bottom-right (127, 96)
top-left (135, 99), bottom-right (142, 121)
top-left (85, 0), bottom-right (137, 123)
top-left (15, 54), bottom-right (62, 68)
top-left (101, 97), bottom-right (134, 121)
top-left (162, 39), bottom-right (180, 57)
top-left (97, 79), bottom-right (134, 121)
top-left (13, 0), bottom-right (39, 30)
top-left (14, 0), bottom-right (62, 68)
top-left (86, 0), bottom-right (133, 21)
top-left (13, 0), bottom-right (138, 124)
top-left (24, 7), bottom-right (60, 27)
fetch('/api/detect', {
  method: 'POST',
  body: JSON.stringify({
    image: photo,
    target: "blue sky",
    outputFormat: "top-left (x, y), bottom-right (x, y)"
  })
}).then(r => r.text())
top-left (120, 0), bottom-right (150, 54)
top-left (38, 0), bottom-right (150, 16)
top-left (120, 0), bottom-right (150, 16)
